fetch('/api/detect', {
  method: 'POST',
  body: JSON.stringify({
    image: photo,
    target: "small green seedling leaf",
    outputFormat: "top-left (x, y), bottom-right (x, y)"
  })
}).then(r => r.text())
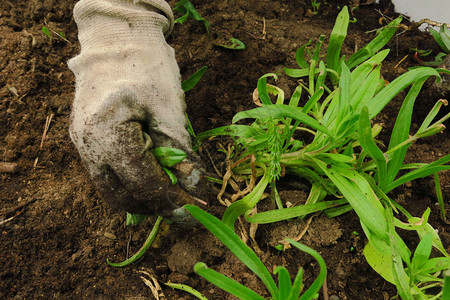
top-left (182, 66), bottom-right (208, 92)
top-left (42, 26), bottom-right (52, 41)
top-left (174, 0), bottom-right (210, 33)
top-left (126, 212), bottom-right (148, 226)
top-left (153, 147), bottom-right (186, 167)
top-left (218, 38), bottom-right (246, 50)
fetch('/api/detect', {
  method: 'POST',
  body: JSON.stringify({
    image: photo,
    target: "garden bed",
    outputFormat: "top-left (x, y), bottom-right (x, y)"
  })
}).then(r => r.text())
top-left (0, 0), bottom-right (448, 299)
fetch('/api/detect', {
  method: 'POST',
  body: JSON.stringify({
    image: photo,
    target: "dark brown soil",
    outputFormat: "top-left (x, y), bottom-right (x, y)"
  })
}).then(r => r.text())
top-left (0, 0), bottom-right (448, 299)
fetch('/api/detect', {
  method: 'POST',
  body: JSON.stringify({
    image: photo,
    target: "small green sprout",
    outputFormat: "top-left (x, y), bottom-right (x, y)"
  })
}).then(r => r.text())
top-left (41, 25), bottom-right (68, 43)
top-left (174, 0), bottom-right (210, 33)
top-left (429, 24), bottom-right (450, 54)
top-left (218, 38), bottom-right (246, 50)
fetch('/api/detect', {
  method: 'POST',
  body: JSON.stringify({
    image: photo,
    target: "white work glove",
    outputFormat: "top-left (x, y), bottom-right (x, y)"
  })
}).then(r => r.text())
top-left (68, 0), bottom-right (203, 219)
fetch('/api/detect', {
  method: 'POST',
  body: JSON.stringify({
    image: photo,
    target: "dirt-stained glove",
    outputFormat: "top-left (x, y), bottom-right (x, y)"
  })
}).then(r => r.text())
top-left (68, 0), bottom-right (202, 219)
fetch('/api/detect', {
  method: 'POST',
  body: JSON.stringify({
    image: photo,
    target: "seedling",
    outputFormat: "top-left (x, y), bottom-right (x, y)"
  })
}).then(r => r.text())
top-left (218, 38), bottom-right (246, 50)
top-left (310, 0), bottom-right (321, 14)
top-left (195, 6), bottom-right (449, 298)
top-left (41, 25), bottom-right (69, 43)
top-left (429, 24), bottom-right (450, 54)
top-left (186, 205), bottom-right (326, 300)
top-left (174, 0), bottom-right (210, 33)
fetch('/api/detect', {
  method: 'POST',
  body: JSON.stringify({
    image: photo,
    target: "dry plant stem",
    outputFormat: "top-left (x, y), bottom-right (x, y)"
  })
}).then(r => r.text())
top-left (217, 145), bottom-right (252, 206)
top-left (323, 275), bottom-right (329, 300)
top-left (394, 54), bottom-right (409, 68)
top-left (34, 113), bottom-right (54, 168)
top-left (138, 269), bottom-right (166, 300)
top-left (204, 146), bottom-right (222, 177)
top-left (281, 214), bottom-right (315, 250)
top-left (249, 206), bottom-right (264, 256)
top-left (0, 162), bottom-right (18, 173)
top-left (0, 199), bottom-right (37, 225)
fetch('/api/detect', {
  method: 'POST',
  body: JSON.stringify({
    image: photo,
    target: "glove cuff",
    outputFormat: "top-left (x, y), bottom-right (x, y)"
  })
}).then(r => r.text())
top-left (73, 0), bottom-right (174, 52)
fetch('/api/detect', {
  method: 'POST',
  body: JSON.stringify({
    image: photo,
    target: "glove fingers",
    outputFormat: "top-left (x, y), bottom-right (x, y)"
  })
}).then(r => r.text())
top-left (100, 121), bottom-right (194, 216)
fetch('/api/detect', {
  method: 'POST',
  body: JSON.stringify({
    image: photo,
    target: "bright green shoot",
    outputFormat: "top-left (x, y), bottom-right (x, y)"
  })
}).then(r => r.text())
top-left (174, 0), bottom-right (210, 33)
top-left (429, 24), bottom-right (450, 54)
top-left (186, 205), bottom-right (326, 300)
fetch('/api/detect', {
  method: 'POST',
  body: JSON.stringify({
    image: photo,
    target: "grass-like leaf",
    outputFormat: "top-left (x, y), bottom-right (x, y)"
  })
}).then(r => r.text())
top-left (246, 199), bottom-right (347, 224)
top-left (232, 104), bottom-right (332, 137)
top-left (346, 17), bottom-right (402, 69)
top-left (185, 205), bottom-right (279, 297)
top-left (287, 239), bottom-right (327, 300)
top-left (386, 77), bottom-right (427, 184)
top-left (326, 6), bottom-right (349, 73)
top-left (107, 216), bottom-right (163, 267)
top-left (367, 67), bottom-right (440, 119)
top-left (182, 66), bottom-right (208, 92)
top-left (194, 263), bottom-right (265, 300)
top-left (359, 106), bottom-right (387, 189)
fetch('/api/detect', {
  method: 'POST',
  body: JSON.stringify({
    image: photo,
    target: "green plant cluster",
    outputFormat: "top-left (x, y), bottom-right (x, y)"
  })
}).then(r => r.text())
top-left (193, 6), bottom-right (450, 299)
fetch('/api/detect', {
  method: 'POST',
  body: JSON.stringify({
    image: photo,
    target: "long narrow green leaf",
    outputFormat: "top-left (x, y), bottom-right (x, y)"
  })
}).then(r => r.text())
top-left (314, 159), bottom-right (388, 241)
top-left (284, 67), bottom-right (311, 78)
top-left (386, 209), bottom-right (413, 300)
top-left (246, 199), bottom-right (347, 224)
top-left (223, 172), bottom-right (270, 228)
top-left (417, 99), bottom-right (448, 134)
top-left (336, 61), bottom-right (351, 127)
top-left (411, 233), bottom-right (433, 271)
top-left (434, 173), bottom-right (446, 221)
top-left (387, 154), bottom-right (450, 192)
top-left (274, 266), bottom-right (291, 300)
top-left (346, 17), bottom-right (402, 69)
top-left (315, 61), bottom-right (327, 92)
top-left (106, 216), bottom-right (163, 267)
top-left (353, 65), bottom-right (381, 112)
top-left (303, 88), bottom-right (324, 115)
top-left (296, 40), bottom-right (312, 69)
top-left (257, 73), bottom-right (278, 105)
top-left (194, 124), bottom-right (263, 146)
top-left (185, 205), bottom-right (279, 297)
top-left (326, 6), bottom-right (349, 73)
top-left (367, 68), bottom-right (440, 119)
top-left (358, 106), bottom-right (387, 189)
top-left (194, 263), bottom-right (265, 300)
top-left (164, 282), bottom-right (208, 300)
top-left (386, 77), bottom-right (428, 183)
top-left (350, 49), bottom-right (389, 87)
top-left (288, 268), bottom-right (304, 300)
top-left (182, 66), bottom-right (208, 92)
top-left (232, 104), bottom-right (333, 137)
top-left (286, 239), bottom-right (327, 300)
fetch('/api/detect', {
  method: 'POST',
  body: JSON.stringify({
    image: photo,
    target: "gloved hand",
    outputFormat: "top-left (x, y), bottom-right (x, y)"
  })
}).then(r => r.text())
top-left (68, 0), bottom-right (203, 219)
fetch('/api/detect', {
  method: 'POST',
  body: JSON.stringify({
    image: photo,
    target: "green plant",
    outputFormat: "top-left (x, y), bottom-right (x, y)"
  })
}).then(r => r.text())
top-left (186, 205), bottom-right (326, 300)
top-left (310, 0), bottom-right (321, 14)
top-left (174, 0), bottom-right (210, 33)
top-left (430, 24), bottom-right (450, 54)
top-left (195, 6), bottom-right (449, 298)
top-left (41, 25), bottom-right (68, 43)
top-left (218, 38), bottom-right (246, 50)
top-left (423, 24), bottom-right (450, 66)
top-left (107, 216), bottom-right (163, 267)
